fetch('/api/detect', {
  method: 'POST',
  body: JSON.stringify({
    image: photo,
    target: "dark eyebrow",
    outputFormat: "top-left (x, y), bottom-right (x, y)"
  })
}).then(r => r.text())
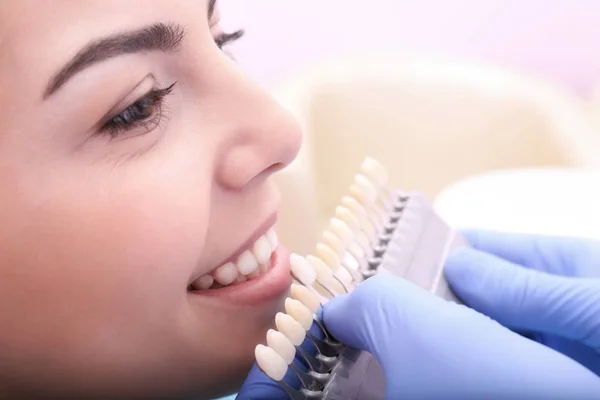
top-left (44, 22), bottom-right (185, 99)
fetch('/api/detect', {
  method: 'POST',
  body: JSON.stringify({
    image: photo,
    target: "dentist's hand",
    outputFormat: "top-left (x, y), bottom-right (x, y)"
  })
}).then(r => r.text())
top-left (444, 230), bottom-right (600, 376)
top-left (324, 273), bottom-right (600, 399)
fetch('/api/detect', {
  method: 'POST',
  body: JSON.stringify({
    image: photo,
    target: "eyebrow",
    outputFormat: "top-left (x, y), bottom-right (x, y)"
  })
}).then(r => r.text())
top-left (44, 22), bottom-right (186, 99)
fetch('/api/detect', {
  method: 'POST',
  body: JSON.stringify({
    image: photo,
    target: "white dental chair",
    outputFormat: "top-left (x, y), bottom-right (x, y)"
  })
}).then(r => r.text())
top-left (270, 55), bottom-right (600, 253)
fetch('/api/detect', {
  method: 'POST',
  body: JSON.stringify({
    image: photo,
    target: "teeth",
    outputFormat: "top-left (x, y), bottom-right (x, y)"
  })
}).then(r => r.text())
top-left (193, 275), bottom-right (214, 290)
top-left (266, 329), bottom-right (296, 365)
top-left (237, 250), bottom-right (259, 275)
top-left (275, 312), bottom-right (306, 346)
top-left (290, 253), bottom-right (316, 286)
top-left (193, 228), bottom-right (278, 290)
top-left (212, 262), bottom-right (238, 285)
top-left (255, 344), bottom-right (288, 382)
top-left (290, 283), bottom-right (320, 314)
top-left (361, 157), bottom-right (389, 187)
top-left (252, 236), bottom-right (272, 265)
top-left (284, 298), bottom-right (313, 331)
top-left (266, 228), bottom-right (278, 250)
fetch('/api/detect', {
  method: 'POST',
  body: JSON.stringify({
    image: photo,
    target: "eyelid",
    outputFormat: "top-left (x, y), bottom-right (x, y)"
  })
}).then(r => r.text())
top-left (98, 75), bottom-right (157, 128)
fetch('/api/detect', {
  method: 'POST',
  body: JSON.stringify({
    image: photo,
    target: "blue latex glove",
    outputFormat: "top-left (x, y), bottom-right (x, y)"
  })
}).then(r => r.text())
top-left (238, 231), bottom-right (600, 399)
top-left (323, 273), bottom-right (600, 399)
top-left (444, 230), bottom-right (600, 376)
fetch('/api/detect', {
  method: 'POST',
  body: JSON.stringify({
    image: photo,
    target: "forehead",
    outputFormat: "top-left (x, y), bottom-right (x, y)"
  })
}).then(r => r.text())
top-left (0, 1), bottom-right (206, 103)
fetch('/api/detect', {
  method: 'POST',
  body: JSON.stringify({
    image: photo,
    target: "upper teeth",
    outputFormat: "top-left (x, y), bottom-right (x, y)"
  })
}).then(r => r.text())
top-left (192, 227), bottom-right (278, 289)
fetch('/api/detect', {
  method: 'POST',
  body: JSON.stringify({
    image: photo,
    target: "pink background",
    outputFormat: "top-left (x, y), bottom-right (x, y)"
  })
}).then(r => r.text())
top-left (220, 0), bottom-right (600, 98)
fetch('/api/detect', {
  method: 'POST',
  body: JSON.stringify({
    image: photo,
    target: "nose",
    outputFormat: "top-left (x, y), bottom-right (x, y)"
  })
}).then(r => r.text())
top-left (214, 71), bottom-right (303, 190)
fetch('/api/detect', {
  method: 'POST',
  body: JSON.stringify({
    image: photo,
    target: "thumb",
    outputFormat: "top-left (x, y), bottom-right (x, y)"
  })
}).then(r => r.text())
top-left (322, 274), bottom-right (474, 361)
top-left (445, 247), bottom-right (600, 349)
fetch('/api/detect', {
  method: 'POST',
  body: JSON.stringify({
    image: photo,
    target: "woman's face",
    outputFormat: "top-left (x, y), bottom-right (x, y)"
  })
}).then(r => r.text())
top-left (0, 1), bottom-right (301, 398)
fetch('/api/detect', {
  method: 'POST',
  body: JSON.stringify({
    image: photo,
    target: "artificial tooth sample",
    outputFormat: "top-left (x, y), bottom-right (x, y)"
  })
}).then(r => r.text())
top-left (285, 298), bottom-right (314, 331)
top-left (252, 236), bottom-right (272, 264)
top-left (315, 244), bottom-right (341, 272)
top-left (255, 345), bottom-right (288, 382)
top-left (308, 254), bottom-right (346, 295)
top-left (354, 174), bottom-right (379, 202)
top-left (193, 275), bottom-right (214, 290)
top-left (321, 231), bottom-right (345, 257)
top-left (266, 329), bottom-right (296, 365)
top-left (290, 284), bottom-right (320, 315)
top-left (290, 253), bottom-right (317, 286)
top-left (266, 228), bottom-right (278, 249)
top-left (335, 206), bottom-right (361, 232)
top-left (341, 196), bottom-right (367, 222)
top-left (329, 218), bottom-right (354, 245)
top-left (237, 250), bottom-right (259, 275)
top-left (275, 312), bottom-right (306, 346)
top-left (361, 157), bottom-right (389, 187)
top-left (212, 262), bottom-right (238, 285)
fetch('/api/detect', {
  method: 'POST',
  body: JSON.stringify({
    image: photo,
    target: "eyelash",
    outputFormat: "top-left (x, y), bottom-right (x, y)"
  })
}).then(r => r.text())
top-left (98, 30), bottom-right (244, 139)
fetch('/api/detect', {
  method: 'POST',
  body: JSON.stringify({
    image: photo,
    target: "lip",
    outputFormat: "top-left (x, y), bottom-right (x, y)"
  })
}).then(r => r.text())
top-left (190, 245), bottom-right (292, 306)
top-left (188, 212), bottom-right (279, 286)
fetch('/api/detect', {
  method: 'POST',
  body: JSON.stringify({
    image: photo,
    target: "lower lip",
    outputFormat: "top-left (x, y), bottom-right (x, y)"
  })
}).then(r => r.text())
top-left (189, 246), bottom-right (292, 306)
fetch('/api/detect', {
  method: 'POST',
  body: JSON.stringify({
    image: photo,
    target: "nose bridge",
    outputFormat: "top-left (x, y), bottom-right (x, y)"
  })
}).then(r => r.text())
top-left (216, 69), bottom-right (302, 190)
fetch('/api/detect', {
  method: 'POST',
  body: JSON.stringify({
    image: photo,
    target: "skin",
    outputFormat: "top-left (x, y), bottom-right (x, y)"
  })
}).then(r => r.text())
top-left (0, 1), bottom-right (302, 398)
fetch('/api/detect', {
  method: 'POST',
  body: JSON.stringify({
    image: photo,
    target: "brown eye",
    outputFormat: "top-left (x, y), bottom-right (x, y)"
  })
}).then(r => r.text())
top-left (100, 82), bottom-right (177, 139)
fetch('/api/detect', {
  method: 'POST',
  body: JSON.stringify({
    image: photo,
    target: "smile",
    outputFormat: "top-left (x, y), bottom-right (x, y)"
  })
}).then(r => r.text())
top-left (189, 227), bottom-right (279, 291)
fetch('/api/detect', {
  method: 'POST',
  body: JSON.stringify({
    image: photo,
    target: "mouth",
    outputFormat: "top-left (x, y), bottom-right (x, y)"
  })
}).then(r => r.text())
top-left (188, 226), bottom-right (279, 291)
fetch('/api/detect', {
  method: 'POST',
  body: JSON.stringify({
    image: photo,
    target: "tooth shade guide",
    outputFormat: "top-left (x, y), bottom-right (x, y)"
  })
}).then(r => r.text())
top-left (285, 298), bottom-right (313, 331)
top-left (255, 345), bottom-right (288, 382)
top-left (290, 283), bottom-right (320, 315)
top-left (275, 313), bottom-right (306, 346)
top-left (266, 329), bottom-right (296, 365)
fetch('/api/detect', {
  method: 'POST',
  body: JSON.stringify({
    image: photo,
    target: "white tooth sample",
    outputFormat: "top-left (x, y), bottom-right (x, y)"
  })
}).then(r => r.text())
top-left (255, 344), bottom-right (288, 382)
top-left (361, 157), bottom-right (389, 187)
top-left (321, 230), bottom-right (345, 257)
top-left (350, 184), bottom-right (370, 206)
top-left (252, 236), bottom-right (272, 264)
top-left (306, 256), bottom-right (334, 282)
top-left (290, 253), bottom-right (316, 286)
top-left (266, 228), bottom-right (278, 250)
top-left (290, 283), bottom-right (320, 314)
top-left (193, 275), bottom-right (214, 290)
top-left (275, 312), bottom-right (306, 346)
top-left (314, 245), bottom-right (341, 273)
top-left (285, 298), bottom-right (313, 331)
top-left (355, 173), bottom-right (379, 199)
top-left (330, 217), bottom-right (355, 244)
top-left (341, 196), bottom-right (367, 223)
top-left (212, 262), bottom-right (238, 285)
top-left (336, 206), bottom-right (361, 232)
top-left (236, 250), bottom-right (259, 275)
top-left (266, 329), bottom-right (296, 365)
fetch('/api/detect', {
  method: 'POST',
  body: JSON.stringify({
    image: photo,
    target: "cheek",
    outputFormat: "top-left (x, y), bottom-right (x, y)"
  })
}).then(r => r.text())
top-left (0, 156), bottom-right (211, 355)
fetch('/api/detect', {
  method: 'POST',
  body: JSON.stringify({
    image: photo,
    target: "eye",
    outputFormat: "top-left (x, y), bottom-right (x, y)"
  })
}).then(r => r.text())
top-left (99, 82), bottom-right (177, 139)
top-left (214, 29), bottom-right (244, 50)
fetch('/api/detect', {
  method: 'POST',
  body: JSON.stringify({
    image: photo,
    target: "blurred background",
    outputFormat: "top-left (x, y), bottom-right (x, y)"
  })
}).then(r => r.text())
top-left (218, 0), bottom-right (600, 255)
top-left (221, 0), bottom-right (600, 97)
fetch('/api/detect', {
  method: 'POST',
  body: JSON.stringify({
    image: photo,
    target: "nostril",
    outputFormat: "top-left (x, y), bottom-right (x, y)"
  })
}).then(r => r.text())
top-left (265, 162), bottom-right (285, 175)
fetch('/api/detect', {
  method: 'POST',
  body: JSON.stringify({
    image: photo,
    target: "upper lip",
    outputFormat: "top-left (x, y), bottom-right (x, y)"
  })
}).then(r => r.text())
top-left (188, 212), bottom-right (278, 284)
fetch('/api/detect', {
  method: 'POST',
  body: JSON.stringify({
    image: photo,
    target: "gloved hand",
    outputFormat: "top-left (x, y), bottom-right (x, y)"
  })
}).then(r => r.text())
top-left (444, 230), bottom-right (600, 376)
top-left (323, 273), bottom-right (600, 399)
top-left (238, 231), bottom-right (600, 399)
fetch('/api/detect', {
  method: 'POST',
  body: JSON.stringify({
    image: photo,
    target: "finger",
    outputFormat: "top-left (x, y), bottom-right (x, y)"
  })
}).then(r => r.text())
top-left (445, 247), bottom-right (600, 349)
top-left (461, 230), bottom-right (600, 278)
top-left (236, 364), bottom-right (291, 400)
